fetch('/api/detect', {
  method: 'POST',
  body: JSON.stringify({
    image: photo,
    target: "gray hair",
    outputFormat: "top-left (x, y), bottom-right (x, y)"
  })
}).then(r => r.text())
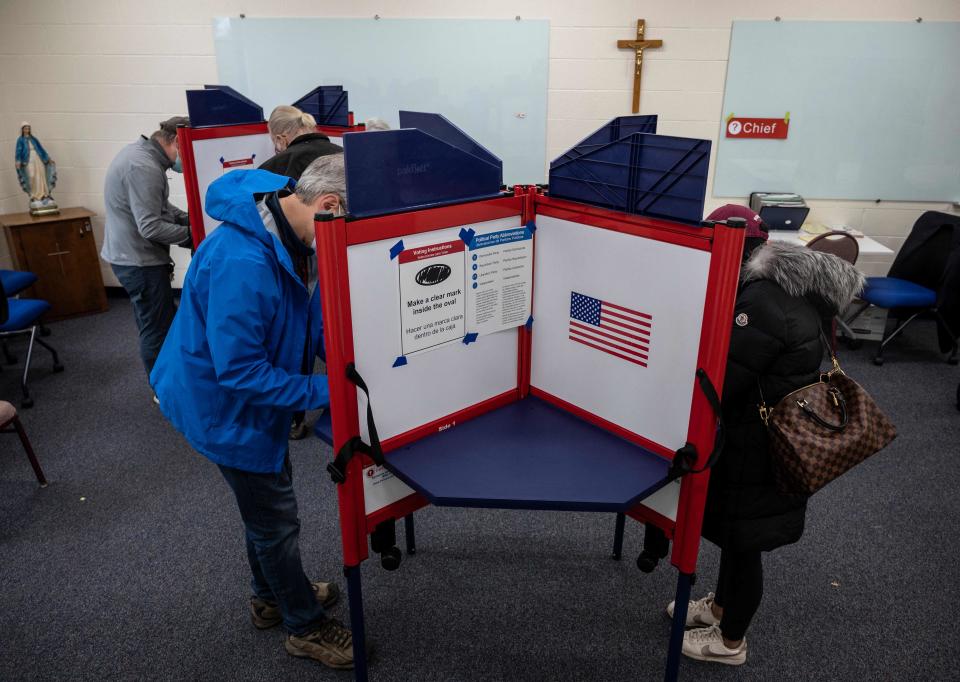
top-left (295, 153), bottom-right (347, 206)
top-left (364, 117), bottom-right (391, 131)
top-left (151, 116), bottom-right (189, 145)
top-left (268, 105), bottom-right (317, 139)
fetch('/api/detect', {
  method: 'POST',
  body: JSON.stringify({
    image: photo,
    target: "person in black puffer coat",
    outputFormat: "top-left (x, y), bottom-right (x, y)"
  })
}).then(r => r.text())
top-left (260, 105), bottom-right (343, 182)
top-left (259, 106), bottom-right (343, 440)
top-left (674, 223), bottom-right (864, 666)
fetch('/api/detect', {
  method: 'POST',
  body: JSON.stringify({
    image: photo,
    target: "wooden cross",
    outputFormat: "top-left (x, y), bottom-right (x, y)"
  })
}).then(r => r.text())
top-left (617, 19), bottom-right (663, 113)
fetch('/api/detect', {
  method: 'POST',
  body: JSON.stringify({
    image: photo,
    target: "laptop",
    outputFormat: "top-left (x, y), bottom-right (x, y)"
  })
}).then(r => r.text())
top-left (759, 204), bottom-right (810, 231)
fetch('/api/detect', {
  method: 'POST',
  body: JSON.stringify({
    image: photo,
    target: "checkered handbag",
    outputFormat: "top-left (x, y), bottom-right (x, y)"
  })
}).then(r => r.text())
top-left (758, 353), bottom-right (897, 496)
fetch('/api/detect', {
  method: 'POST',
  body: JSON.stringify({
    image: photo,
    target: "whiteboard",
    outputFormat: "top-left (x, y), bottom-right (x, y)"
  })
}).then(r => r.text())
top-left (714, 21), bottom-right (960, 202)
top-left (530, 216), bottom-right (710, 451)
top-left (213, 17), bottom-right (549, 185)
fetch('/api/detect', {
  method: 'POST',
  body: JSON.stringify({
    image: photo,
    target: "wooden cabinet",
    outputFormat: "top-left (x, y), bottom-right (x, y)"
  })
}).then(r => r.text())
top-left (1, 207), bottom-right (108, 321)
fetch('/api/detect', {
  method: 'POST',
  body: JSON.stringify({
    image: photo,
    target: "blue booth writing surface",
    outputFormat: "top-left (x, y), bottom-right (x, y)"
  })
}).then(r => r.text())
top-left (715, 21), bottom-right (960, 202)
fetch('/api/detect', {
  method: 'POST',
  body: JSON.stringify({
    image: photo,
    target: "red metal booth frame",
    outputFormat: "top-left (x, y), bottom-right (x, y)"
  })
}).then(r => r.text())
top-left (315, 187), bottom-right (744, 681)
top-left (177, 120), bottom-right (367, 247)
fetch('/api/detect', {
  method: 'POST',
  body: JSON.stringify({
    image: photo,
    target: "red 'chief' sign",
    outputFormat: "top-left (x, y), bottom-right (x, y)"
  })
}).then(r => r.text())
top-left (725, 117), bottom-right (789, 139)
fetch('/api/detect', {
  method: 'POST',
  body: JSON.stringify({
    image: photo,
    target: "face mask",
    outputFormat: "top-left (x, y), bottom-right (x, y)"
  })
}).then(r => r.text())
top-left (172, 156), bottom-right (183, 173)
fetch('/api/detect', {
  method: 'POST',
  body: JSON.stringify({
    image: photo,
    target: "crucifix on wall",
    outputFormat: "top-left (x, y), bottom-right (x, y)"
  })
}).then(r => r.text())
top-left (617, 19), bottom-right (663, 113)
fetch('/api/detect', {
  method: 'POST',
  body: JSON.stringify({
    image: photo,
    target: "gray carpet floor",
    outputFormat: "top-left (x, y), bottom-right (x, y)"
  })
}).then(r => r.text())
top-left (1, 299), bottom-right (958, 681)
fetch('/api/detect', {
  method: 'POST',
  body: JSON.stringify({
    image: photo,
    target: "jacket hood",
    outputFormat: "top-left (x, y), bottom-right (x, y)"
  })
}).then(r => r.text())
top-left (742, 240), bottom-right (865, 315)
top-left (204, 169), bottom-right (295, 241)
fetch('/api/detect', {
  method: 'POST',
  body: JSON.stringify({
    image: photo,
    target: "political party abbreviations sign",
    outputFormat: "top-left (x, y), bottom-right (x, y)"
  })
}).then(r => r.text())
top-left (466, 227), bottom-right (533, 337)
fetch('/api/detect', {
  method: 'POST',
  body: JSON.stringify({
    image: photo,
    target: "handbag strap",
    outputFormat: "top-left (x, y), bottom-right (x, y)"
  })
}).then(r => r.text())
top-left (758, 323), bottom-right (839, 424)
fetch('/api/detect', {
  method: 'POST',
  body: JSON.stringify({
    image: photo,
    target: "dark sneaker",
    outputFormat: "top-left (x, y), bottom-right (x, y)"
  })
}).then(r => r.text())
top-left (289, 419), bottom-right (309, 440)
top-left (249, 581), bottom-right (340, 629)
top-left (285, 618), bottom-right (354, 670)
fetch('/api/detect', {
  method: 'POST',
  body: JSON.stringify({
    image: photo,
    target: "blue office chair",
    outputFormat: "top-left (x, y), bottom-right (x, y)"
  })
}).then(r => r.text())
top-left (0, 269), bottom-right (38, 296)
top-left (0, 268), bottom-right (48, 364)
top-left (0, 277), bottom-right (63, 408)
top-left (846, 211), bottom-right (960, 366)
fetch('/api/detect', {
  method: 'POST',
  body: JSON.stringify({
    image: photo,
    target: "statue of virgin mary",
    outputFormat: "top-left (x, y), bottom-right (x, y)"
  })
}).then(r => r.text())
top-left (15, 122), bottom-right (59, 215)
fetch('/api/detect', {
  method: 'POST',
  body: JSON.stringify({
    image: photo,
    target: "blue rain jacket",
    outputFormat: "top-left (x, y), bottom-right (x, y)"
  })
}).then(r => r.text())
top-left (151, 169), bottom-right (328, 473)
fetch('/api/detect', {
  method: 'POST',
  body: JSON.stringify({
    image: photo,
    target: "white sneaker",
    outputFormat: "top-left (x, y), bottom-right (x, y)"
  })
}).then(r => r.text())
top-left (681, 624), bottom-right (747, 666)
top-left (666, 592), bottom-right (720, 627)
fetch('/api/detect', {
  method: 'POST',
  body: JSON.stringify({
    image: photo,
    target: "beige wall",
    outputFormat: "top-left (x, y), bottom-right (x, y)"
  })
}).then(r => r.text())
top-left (1, 0), bottom-right (958, 282)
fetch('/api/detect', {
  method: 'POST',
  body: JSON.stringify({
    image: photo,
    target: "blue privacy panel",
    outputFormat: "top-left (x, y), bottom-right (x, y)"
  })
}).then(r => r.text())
top-left (550, 132), bottom-right (711, 225)
top-left (343, 128), bottom-right (502, 218)
top-left (550, 115), bottom-right (658, 169)
top-left (213, 17), bottom-right (549, 185)
top-left (715, 21), bottom-right (960, 202)
top-left (292, 85), bottom-right (349, 126)
top-left (399, 111), bottom-right (501, 170)
top-left (186, 85), bottom-right (263, 127)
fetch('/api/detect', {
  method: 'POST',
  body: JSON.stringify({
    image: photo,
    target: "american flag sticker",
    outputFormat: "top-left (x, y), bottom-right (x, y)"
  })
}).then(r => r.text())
top-left (568, 292), bottom-right (652, 367)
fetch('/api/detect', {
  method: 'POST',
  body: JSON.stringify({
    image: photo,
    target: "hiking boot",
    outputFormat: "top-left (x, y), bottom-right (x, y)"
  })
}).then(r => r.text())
top-left (249, 581), bottom-right (340, 629)
top-left (666, 591), bottom-right (720, 627)
top-left (285, 618), bottom-right (354, 670)
top-left (681, 624), bottom-right (747, 665)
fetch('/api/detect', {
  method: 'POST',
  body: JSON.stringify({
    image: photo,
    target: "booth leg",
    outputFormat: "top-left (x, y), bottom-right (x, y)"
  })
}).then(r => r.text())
top-left (404, 513), bottom-right (416, 555)
top-left (611, 512), bottom-right (626, 560)
top-left (345, 565), bottom-right (369, 682)
top-left (664, 572), bottom-right (693, 682)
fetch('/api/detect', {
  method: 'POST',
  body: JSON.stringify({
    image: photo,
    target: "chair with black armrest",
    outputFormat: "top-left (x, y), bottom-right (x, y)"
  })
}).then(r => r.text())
top-left (0, 400), bottom-right (47, 486)
top-left (806, 231), bottom-right (860, 350)
top-left (846, 211), bottom-right (960, 366)
top-left (0, 276), bottom-right (63, 408)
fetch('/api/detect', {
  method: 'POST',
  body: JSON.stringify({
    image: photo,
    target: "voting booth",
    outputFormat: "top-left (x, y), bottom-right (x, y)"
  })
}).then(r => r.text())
top-left (314, 114), bottom-right (744, 681)
top-left (179, 84), bottom-right (366, 246)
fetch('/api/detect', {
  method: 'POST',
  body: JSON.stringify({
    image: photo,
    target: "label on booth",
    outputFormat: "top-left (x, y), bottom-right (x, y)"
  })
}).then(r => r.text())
top-left (465, 227), bottom-right (534, 338)
top-left (398, 240), bottom-right (466, 355)
top-left (220, 154), bottom-right (258, 173)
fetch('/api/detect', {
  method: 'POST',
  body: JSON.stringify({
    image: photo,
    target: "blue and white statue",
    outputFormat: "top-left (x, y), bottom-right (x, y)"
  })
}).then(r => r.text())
top-left (15, 122), bottom-right (58, 215)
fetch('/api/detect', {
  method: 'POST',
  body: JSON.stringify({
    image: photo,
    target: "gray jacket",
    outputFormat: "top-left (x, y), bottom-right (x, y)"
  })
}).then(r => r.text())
top-left (101, 136), bottom-right (190, 267)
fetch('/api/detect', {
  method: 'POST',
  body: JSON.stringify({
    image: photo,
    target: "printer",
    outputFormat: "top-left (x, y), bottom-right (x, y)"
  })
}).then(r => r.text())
top-left (749, 192), bottom-right (810, 231)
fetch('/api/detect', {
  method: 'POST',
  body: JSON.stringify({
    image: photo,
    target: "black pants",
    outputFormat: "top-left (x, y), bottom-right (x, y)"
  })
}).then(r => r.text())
top-left (714, 548), bottom-right (763, 641)
top-left (111, 263), bottom-right (176, 378)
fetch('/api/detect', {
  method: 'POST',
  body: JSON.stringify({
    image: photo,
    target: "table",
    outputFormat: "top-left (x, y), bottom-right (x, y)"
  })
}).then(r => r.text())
top-left (767, 229), bottom-right (893, 255)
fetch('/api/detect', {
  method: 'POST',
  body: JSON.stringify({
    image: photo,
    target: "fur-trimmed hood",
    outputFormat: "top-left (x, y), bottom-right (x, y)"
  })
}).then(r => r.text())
top-left (742, 241), bottom-right (865, 315)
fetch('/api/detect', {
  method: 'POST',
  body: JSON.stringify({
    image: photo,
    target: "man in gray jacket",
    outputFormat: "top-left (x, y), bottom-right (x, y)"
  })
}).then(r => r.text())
top-left (101, 116), bottom-right (192, 381)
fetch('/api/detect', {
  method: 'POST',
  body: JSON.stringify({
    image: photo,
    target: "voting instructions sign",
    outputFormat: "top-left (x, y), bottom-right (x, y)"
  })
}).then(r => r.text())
top-left (398, 240), bottom-right (466, 356)
top-left (466, 227), bottom-right (534, 337)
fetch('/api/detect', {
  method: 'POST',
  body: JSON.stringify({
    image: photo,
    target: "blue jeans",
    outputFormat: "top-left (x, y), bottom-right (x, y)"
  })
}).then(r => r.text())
top-left (217, 455), bottom-right (326, 635)
top-left (111, 264), bottom-right (176, 377)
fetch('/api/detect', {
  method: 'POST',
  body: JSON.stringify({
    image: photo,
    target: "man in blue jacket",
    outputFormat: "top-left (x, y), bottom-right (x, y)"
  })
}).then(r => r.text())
top-left (151, 155), bottom-right (354, 669)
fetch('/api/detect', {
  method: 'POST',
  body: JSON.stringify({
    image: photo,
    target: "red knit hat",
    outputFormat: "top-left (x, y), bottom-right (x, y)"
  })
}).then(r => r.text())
top-left (706, 204), bottom-right (768, 240)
